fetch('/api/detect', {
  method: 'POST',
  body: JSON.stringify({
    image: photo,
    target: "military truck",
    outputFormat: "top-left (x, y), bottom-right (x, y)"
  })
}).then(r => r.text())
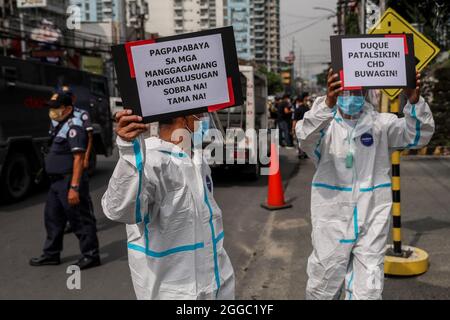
top-left (0, 56), bottom-right (113, 201)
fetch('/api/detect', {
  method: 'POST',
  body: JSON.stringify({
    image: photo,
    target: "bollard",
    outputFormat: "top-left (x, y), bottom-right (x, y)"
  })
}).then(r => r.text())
top-left (390, 99), bottom-right (402, 255)
top-left (384, 96), bottom-right (429, 276)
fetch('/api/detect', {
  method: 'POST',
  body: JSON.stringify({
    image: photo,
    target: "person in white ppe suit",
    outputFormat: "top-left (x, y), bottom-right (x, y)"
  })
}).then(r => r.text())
top-left (102, 110), bottom-right (235, 300)
top-left (297, 69), bottom-right (434, 300)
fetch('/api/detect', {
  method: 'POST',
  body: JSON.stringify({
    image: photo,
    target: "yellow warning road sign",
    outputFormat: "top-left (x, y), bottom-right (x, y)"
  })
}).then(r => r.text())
top-left (369, 8), bottom-right (440, 100)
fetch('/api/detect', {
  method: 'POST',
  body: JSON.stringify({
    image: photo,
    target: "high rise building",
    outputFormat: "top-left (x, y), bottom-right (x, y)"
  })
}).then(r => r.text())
top-left (227, 0), bottom-right (280, 71)
top-left (264, 0), bottom-right (280, 72)
top-left (144, 0), bottom-right (224, 37)
top-left (226, 0), bottom-right (253, 60)
top-left (70, 0), bottom-right (122, 22)
top-left (2, 0), bottom-right (70, 30)
top-left (0, 0), bottom-right (73, 59)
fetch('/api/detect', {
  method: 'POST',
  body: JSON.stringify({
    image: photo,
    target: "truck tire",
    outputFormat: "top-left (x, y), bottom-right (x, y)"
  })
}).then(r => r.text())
top-left (1, 152), bottom-right (32, 201)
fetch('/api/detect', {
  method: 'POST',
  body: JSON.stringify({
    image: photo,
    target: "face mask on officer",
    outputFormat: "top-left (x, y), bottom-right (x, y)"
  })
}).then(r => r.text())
top-left (337, 90), bottom-right (366, 116)
top-left (47, 93), bottom-right (73, 122)
top-left (49, 106), bottom-right (68, 122)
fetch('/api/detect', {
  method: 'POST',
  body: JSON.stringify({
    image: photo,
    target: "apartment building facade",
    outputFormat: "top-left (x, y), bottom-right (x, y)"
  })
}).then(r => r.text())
top-left (227, 0), bottom-right (280, 71)
top-left (144, 0), bottom-right (224, 37)
top-left (70, 0), bottom-right (122, 22)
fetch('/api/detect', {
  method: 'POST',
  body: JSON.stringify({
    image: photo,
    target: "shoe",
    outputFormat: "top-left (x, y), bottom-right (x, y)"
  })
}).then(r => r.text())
top-left (29, 255), bottom-right (60, 266)
top-left (286, 146), bottom-right (295, 149)
top-left (75, 256), bottom-right (101, 270)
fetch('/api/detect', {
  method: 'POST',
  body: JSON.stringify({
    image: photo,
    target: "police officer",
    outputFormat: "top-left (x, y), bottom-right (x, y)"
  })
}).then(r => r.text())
top-left (292, 93), bottom-right (310, 159)
top-left (59, 85), bottom-right (94, 170)
top-left (30, 92), bottom-right (100, 269)
top-left (58, 86), bottom-right (94, 234)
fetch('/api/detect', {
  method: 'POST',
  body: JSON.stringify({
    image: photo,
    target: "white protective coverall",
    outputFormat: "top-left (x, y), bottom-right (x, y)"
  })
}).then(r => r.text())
top-left (102, 135), bottom-right (235, 299)
top-left (296, 96), bottom-right (434, 300)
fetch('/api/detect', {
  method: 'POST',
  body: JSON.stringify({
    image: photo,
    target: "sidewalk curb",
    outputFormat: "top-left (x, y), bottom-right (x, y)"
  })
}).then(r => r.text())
top-left (401, 155), bottom-right (450, 161)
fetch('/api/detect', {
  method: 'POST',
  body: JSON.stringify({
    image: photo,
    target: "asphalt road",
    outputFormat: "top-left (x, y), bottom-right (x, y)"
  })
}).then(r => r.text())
top-left (0, 148), bottom-right (449, 300)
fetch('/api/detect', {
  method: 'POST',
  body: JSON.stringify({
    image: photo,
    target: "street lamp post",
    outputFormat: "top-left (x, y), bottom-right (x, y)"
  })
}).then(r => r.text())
top-left (313, 6), bottom-right (336, 15)
top-left (314, 6), bottom-right (341, 34)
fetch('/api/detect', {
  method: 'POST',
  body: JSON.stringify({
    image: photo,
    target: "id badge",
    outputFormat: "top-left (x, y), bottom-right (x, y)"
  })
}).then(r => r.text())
top-left (345, 152), bottom-right (353, 169)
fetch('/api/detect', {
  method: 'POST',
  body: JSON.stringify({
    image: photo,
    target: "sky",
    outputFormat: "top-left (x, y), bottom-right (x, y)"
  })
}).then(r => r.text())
top-left (280, 0), bottom-right (336, 80)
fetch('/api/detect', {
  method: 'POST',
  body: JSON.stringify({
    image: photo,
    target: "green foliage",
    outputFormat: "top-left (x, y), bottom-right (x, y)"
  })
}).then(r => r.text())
top-left (429, 63), bottom-right (450, 147)
top-left (345, 11), bottom-right (360, 35)
top-left (386, 0), bottom-right (449, 50)
top-left (386, 0), bottom-right (450, 146)
top-left (316, 68), bottom-right (329, 88)
top-left (259, 66), bottom-right (283, 95)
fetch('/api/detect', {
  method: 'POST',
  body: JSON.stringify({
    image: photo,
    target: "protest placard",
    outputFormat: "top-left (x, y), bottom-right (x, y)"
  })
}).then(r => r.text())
top-left (112, 26), bottom-right (243, 122)
top-left (330, 34), bottom-right (416, 90)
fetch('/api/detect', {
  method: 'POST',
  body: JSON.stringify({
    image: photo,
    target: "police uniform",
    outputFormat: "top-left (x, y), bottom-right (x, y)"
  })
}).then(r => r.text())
top-left (53, 106), bottom-right (94, 221)
top-left (73, 107), bottom-right (93, 132)
top-left (43, 114), bottom-right (99, 260)
top-left (55, 86), bottom-right (93, 132)
top-left (56, 88), bottom-right (96, 235)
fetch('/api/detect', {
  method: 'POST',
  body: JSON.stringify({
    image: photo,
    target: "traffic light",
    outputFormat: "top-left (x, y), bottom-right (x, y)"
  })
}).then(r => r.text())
top-left (281, 71), bottom-right (291, 85)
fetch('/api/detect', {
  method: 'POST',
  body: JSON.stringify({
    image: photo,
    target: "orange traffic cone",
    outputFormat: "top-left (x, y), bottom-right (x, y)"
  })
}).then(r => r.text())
top-left (261, 142), bottom-right (292, 210)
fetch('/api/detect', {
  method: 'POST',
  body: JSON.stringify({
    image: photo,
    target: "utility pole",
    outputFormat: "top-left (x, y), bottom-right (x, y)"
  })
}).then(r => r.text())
top-left (337, 0), bottom-right (343, 34)
top-left (0, 1), bottom-right (5, 56)
top-left (139, 12), bottom-right (145, 40)
top-left (19, 11), bottom-right (26, 59)
top-left (298, 45), bottom-right (302, 79)
top-left (291, 37), bottom-right (296, 78)
top-left (119, 0), bottom-right (127, 42)
top-left (360, 0), bottom-right (366, 34)
top-left (379, 0), bottom-right (386, 14)
top-left (130, 0), bottom-right (148, 40)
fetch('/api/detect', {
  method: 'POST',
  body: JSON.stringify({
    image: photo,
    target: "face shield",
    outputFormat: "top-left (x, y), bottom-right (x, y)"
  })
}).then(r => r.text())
top-left (337, 89), bottom-right (367, 116)
top-left (192, 113), bottom-right (210, 136)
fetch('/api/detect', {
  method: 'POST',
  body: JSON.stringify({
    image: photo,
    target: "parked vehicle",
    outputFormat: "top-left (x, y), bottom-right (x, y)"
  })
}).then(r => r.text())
top-left (0, 56), bottom-right (113, 201)
top-left (215, 65), bottom-right (269, 179)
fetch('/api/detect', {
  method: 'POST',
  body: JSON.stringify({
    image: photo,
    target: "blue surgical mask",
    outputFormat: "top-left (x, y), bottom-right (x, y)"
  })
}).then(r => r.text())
top-left (198, 116), bottom-right (210, 136)
top-left (190, 115), bottom-right (210, 147)
top-left (337, 96), bottom-right (365, 116)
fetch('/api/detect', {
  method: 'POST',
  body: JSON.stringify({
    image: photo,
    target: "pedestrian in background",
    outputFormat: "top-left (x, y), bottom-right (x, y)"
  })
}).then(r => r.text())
top-left (30, 92), bottom-right (100, 269)
top-left (277, 94), bottom-right (294, 148)
top-left (268, 96), bottom-right (279, 130)
top-left (292, 92), bottom-right (310, 159)
top-left (273, 95), bottom-right (282, 144)
top-left (296, 69), bottom-right (434, 300)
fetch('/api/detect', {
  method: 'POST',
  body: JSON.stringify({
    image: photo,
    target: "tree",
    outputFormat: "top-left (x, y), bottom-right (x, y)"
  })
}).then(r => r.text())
top-left (258, 66), bottom-right (283, 95)
top-left (345, 11), bottom-right (360, 35)
top-left (316, 67), bottom-right (329, 89)
top-left (386, 0), bottom-right (449, 50)
top-left (386, 0), bottom-right (450, 149)
top-left (429, 61), bottom-right (450, 148)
